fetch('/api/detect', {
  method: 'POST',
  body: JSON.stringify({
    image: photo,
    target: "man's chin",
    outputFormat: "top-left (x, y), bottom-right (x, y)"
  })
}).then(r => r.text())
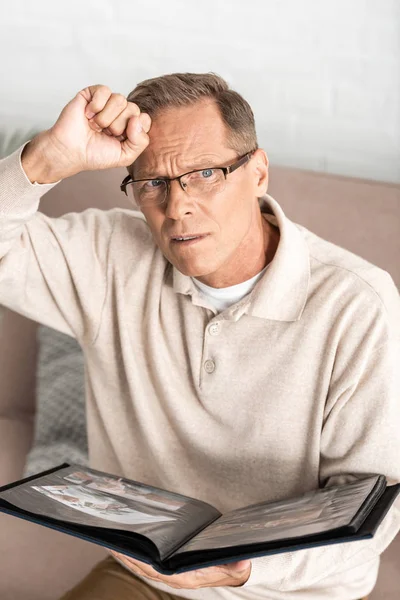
top-left (178, 267), bottom-right (211, 278)
top-left (170, 260), bottom-right (215, 279)
top-left (161, 247), bottom-right (220, 279)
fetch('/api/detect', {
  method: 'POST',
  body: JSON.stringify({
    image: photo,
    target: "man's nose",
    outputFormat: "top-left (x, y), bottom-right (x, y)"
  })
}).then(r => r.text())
top-left (164, 179), bottom-right (194, 220)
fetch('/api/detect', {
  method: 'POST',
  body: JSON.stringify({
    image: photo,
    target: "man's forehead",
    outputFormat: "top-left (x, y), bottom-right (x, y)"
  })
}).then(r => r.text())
top-left (131, 100), bottom-right (232, 177)
top-left (133, 152), bottom-right (228, 179)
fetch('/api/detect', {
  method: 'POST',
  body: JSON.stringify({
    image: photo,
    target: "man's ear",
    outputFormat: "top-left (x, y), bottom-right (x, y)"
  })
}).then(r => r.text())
top-left (252, 148), bottom-right (269, 197)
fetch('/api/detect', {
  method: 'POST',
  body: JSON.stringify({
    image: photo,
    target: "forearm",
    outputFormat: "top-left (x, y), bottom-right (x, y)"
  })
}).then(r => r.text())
top-left (0, 142), bottom-right (59, 258)
top-left (244, 501), bottom-right (400, 590)
top-left (0, 143), bottom-right (114, 341)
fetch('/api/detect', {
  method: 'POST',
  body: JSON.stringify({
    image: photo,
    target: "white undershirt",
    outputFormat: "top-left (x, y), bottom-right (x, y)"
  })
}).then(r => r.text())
top-left (192, 264), bottom-right (270, 312)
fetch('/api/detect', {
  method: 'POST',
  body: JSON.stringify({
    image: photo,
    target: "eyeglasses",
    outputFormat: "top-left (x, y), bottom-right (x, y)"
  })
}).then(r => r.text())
top-left (120, 151), bottom-right (256, 207)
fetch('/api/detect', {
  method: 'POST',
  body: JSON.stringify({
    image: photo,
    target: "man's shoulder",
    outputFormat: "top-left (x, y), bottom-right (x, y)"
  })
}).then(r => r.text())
top-left (71, 207), bottom-right (154, 247)
top-left (296, 222), bottom-right (399, 315)
top-left (111, 207), bottom-right (156, 249)
top-left (76, 207), bottom-right (165, 283)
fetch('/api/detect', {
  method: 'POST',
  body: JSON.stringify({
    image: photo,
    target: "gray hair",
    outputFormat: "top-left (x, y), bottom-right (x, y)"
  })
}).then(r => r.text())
top-left (127, 72), bottom-right (258, 155)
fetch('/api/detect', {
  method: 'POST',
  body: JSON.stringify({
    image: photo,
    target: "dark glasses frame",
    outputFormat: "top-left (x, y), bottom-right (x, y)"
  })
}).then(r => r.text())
top-left (120, 150), bottom-right (256, 197)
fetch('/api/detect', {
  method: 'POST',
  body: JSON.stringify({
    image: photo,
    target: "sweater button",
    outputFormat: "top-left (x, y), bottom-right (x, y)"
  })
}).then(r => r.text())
top-left (204, 359), bottom-right (215, 373)
top-left (208, 323), bottom-right (220, 336)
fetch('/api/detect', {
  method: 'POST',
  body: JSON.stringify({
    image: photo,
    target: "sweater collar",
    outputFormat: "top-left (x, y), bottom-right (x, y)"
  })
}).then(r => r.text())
top-left (172, 194), bottom-right (310, 322)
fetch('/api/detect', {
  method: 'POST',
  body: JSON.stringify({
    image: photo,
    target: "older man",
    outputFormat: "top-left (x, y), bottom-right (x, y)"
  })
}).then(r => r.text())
top-left (0, 73), bottom-right (399, 600)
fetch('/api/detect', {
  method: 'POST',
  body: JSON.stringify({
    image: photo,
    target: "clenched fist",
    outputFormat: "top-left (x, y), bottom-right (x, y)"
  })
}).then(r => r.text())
top-left (21, 85), bottom-right (151, 184)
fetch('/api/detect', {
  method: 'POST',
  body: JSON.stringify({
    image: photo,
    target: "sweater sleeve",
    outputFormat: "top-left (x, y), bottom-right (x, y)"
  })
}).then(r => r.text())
top-left (0, 143), bottom-right (115, 344)
top-left (243, 274), bottom-right (400, 591)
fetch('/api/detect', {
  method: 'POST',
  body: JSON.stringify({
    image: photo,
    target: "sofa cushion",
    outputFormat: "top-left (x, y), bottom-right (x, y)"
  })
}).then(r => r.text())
top-left (24, 325), bottom-right (88, 477)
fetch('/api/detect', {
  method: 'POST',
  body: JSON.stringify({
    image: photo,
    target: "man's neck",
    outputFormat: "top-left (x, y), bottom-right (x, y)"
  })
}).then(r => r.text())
top-left (196, 216), bottom-right (280, 289)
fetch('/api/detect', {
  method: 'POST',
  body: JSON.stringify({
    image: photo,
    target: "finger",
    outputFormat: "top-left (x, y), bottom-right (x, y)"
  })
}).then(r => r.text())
top-left (106, 107), bottom-right (151, 138)
top-left (89, 95), bottom-right (139, 130)
top-left (120, 556), bottom-right (157, 574)
top-left (111, 551), bottom-right (250, 588)
top-left (212, 560), bottom-right (252, 585)
top-left (83, 85), bottom-right (113, 119)
top-left (111, 552), bottom-right (160, 579)
top-left (126, 113), bottom-right (151, 138)
top-left (186, 563), bottom-right (250, 588)
top-left (102, 127), bottom-right (126, 141)
top-left (114, 555), bottom-right (194, 588)
top-left (118, 115), bottom-right (150, 166)
top-left (112, 556), bottom-right (236, 590)
top-left (77, 84), bottom-right (104, 107)
top-left (139, 112), bottom-right (152, 133)
top-left (221, 559), bottom-right (251, 573)
top-left (183, 561), bottom-right (250, 585)
top-left (209, 560), bottom-right (251, 581)
top-left (160, 568), bottom-right (231, 589)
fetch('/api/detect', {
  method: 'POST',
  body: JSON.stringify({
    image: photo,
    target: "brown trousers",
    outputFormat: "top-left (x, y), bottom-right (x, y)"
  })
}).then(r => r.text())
top-left (59, 556), bottom-right (183, 600)
top-left (59, 555), bottom-right (369, 600)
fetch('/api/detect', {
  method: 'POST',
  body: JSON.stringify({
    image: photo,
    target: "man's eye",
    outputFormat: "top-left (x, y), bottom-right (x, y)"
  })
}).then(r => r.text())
top-left (145, 179), bottom-right (164, 188)
top-left (201, 169), bottom-right (214, 178)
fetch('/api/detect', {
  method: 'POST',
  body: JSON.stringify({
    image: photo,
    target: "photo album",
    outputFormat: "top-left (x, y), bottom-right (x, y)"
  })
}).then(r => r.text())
top-left (0, 463), bottom-right (399, 574)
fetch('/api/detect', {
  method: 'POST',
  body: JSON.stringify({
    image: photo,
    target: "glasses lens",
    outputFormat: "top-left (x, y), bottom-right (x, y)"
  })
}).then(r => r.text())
top-left (183, 168), bottom-right (225, 197)
top-left (126, 180), bottom-right (167, 206)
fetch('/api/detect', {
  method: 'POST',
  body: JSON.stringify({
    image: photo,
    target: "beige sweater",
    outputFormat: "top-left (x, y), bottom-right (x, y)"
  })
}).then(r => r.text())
top-left (1, 144), bottom-right (400, 600)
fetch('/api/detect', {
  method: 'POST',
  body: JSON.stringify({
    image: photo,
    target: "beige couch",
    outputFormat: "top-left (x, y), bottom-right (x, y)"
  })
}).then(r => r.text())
top-left (0, 163), bottom-right (399, 600)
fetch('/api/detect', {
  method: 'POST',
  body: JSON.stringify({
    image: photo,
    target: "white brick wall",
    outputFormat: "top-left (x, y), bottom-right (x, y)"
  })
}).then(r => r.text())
top-left (1, 0), bottom-right (399, 182)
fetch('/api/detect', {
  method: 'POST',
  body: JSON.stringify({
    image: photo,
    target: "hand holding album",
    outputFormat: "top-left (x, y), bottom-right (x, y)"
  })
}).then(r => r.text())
top-left (0, 464), bottom-right (398, 575)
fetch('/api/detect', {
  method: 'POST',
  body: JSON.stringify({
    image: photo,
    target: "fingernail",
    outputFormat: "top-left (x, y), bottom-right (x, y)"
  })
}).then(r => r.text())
top-left (86, 110), bottom-right (95, 119)
top-left (136, 121), bottom-right (143, 134)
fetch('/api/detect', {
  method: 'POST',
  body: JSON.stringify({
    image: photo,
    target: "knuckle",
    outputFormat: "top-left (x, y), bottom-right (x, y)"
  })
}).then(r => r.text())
top-left (93, 114), bottom-right (108, 128)
top-left (108, 124), bottom-right (125, 136)
top-left (92, 86), bottom-right (111, 107)
top-left (89, 121), bottom-right (102, 132)
top-left (85, 84), bottom-right (101, 95)
top-left (128, 101), bottom-right (141, 115)
top-left (113, 93), bottom-right (127, 107)
top-left (90, 85), bottom-right (111, 105)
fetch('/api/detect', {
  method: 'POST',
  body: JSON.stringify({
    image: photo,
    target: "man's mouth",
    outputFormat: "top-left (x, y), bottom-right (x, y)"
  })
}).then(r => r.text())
top-left (171, 234), bottom-right (208, 245)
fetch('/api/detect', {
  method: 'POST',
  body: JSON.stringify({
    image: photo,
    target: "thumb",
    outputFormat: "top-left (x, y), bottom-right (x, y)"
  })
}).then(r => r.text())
top-left (119, 113), bottom-right (151, 167)
top-left (57, 89), bottom-right (93, 127)
top-left (228, 559), bottom-right (251, 573)
top-left (217, 559), bottom-right (251, 578)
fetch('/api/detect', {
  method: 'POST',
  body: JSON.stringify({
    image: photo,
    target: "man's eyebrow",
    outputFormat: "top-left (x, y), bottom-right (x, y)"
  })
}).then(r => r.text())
top-left (134, 157), bottom-right (223, 180)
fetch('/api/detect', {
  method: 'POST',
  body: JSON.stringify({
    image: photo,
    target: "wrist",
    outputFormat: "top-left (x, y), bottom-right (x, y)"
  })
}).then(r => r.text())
top-left (21, 132), bottom-right (64, 184)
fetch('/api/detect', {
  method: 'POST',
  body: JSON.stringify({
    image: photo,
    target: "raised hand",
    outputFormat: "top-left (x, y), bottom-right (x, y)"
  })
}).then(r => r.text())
top-left (21, 85), bottom-right (151, 184)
